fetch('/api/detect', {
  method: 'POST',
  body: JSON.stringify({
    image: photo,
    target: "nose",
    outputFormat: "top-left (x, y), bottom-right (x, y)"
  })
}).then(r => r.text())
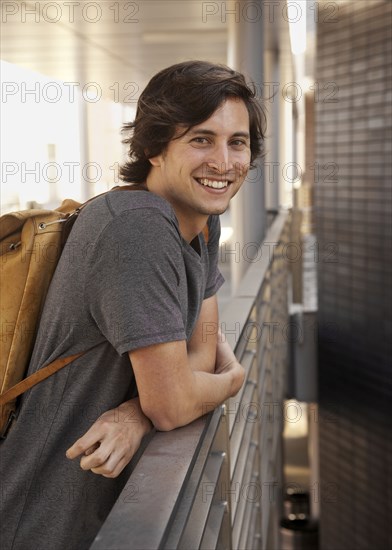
top-left (205, 143), bottom-right (233, 174)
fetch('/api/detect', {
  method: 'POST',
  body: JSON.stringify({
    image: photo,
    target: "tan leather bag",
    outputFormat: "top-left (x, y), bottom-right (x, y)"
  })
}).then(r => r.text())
top-left (0, 199), bottom-right (83, 436)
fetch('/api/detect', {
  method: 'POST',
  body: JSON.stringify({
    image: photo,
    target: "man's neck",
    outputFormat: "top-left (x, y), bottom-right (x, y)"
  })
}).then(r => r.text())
top-left (173, 210), bottom-right (208, 243)
top-left (145, 179), bottom-right (208, 243)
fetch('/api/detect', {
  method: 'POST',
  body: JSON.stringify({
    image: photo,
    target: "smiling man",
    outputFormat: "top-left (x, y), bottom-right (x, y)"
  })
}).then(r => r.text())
top-left (0, 61), bottom-right (266, 550)
top-left (147, 98), bottom-right (250, 238)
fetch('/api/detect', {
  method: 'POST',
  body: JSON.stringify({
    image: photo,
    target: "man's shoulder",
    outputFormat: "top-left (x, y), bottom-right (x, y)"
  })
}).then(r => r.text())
top-left (95, 188), bottom-right (176, 220)
top-left (76, 189), bottom-right (181, 248)
top-left (67, 189), bottom-right (180, 251)
top-left (110, 188), bottom-right (175, 217)
top-left (79, 189), bottom-right (178, 233)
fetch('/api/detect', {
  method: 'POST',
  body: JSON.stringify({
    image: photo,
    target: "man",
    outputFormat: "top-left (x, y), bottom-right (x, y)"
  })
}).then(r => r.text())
top-left (0, 60), bottom-right (266, 549)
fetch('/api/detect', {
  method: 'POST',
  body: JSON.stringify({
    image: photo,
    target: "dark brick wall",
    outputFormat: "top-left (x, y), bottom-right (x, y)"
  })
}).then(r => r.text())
top-left (315, 1), bottom-right (392, 548)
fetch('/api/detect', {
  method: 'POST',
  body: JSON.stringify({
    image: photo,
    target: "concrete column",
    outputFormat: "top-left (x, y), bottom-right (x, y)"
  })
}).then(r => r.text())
top-left (227, 0), bottom-right (266, 293)
top-left (264, 48), bottom-right (280, 211)
top-left (74, 31), bottom-right (92, 202)
top-left (77, 96), bottom-right (92, 201)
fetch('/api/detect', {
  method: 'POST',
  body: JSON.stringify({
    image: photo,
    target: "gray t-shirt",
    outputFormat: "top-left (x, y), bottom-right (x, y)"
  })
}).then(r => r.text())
top-left (0, 190), bottom-right (224, 550)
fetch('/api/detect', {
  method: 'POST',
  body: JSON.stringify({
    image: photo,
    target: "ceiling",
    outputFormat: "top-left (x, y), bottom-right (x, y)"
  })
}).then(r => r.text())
top-left (1, 0), bottom-right (230, 99)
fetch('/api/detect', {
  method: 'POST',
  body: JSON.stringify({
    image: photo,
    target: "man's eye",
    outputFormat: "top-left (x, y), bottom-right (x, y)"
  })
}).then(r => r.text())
top-left (231, 140), bottom-right (247, 147)
top-left (192, 137), bottom-right (209, 144)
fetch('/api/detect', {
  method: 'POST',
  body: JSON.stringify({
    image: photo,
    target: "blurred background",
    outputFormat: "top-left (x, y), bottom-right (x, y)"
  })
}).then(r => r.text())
top-left (1, 1), bottom-right (391, 549)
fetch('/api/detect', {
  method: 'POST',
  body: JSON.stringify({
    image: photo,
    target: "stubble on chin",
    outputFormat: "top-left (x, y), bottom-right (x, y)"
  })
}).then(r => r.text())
top-left (197, 205), bottom-right (229, 216)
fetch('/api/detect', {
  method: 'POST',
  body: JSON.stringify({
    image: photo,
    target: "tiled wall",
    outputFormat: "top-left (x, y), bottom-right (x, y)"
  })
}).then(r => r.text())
top-left (315, 1), bottom-right (391, 548)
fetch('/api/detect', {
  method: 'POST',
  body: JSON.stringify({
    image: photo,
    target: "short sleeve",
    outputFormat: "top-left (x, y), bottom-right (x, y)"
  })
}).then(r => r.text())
top-left (86, 208), bottom-right (187, 355)
top-left (204, 215), bottom-right (225, 299)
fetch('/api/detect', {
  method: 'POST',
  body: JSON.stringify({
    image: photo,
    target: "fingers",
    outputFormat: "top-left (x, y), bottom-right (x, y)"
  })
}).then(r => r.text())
top-left (66, 399), bottom-right (151, 478)
top-left (66, 421), bottom-right (139, 478)
top-left (69, 438), bottom-right (127, 478)
top-left (83, 443), bottom-right (135, 478)
top-left (91, 459), bottom-right (127, 478)
top-left (84, 443), bottom-right (100, 456)
top-left (79, 444), bottom-right (112, 471)
top-left (90, 452), bottom-right (130, 478)
top-left (66, 424), bottom-right (103, 459)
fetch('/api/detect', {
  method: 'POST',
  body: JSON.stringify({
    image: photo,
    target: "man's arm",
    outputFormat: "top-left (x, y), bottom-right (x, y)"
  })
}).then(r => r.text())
top-left (187, 295), bottom-right (219, 373)
top-left (67, 297), bottom-right (242, 473)
top-left (129, 334), bottom-right (244, 432)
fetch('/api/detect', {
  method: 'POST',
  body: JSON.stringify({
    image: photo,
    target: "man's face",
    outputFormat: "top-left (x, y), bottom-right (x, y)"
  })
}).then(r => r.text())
top-left (148, 97), bottom-right (251, 223)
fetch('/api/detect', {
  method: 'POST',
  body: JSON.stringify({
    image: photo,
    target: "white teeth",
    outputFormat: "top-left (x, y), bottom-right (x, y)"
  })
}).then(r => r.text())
top-left (199, 178), bottom-right (228, 189)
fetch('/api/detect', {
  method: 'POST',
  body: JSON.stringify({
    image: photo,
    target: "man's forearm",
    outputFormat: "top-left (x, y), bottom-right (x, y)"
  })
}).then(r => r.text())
top-left (147, 361), bottom-right (243, 431)
top-left (187, 347), bottom-right (216, 373)
top-left (130, 337), bottom-right (245, 433)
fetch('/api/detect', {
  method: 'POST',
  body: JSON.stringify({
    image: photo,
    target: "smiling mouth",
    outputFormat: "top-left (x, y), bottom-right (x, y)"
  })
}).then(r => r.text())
top-left (195, 178), bottom-right (231, 189)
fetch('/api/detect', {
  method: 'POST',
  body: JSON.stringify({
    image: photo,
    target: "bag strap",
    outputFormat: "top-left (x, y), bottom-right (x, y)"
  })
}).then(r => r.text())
top-left (0, 351), bottom-right (84, 406)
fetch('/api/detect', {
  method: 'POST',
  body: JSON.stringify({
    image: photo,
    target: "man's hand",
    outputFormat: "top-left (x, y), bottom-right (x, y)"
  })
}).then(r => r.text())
top-left (66, 398), bottom-right (152, 478)
top-left (215, 329), bottom-right (245, 396)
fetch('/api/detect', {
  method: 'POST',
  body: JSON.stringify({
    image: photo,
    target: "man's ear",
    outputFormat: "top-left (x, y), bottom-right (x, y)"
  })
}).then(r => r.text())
top-left (148, 154), bottom-right (162, 167)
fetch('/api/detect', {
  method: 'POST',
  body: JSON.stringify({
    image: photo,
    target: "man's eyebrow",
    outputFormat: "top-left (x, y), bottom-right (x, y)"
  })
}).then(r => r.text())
top-left (232, 131), bottom-right (250, 139)
top-left (188, 128), bottom-right (250, 139)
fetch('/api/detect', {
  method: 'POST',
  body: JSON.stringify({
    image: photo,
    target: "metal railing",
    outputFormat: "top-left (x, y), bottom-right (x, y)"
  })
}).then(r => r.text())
top-left (91, 211), bottom-right (290, 550)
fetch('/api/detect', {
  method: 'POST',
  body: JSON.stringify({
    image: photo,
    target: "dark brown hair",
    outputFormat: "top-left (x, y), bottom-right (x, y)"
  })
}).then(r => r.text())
top-left (120, 60), bottom-right (266, 183)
